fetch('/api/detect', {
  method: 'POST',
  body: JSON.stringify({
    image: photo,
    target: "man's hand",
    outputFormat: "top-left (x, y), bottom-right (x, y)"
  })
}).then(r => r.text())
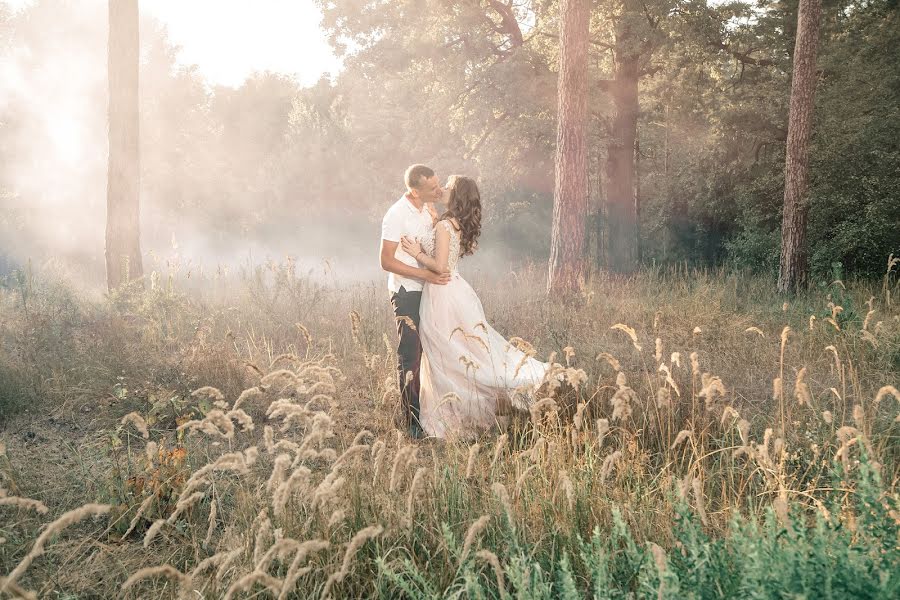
top-left (425, 270), bottom-right (452, 285)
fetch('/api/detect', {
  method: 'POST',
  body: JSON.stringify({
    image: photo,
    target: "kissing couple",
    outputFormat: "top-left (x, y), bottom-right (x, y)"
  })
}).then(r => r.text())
top-left (380, 164), bottom-right (550, 440)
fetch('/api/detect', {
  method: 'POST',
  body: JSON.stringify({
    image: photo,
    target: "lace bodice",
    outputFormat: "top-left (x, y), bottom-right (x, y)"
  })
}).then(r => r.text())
top-left (420, 220), bottom-right (461, 274)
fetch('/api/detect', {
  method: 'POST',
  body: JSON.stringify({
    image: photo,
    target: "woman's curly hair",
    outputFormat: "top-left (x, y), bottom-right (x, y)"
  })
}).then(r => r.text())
top-left (441, 175), bottom-right (482, 257)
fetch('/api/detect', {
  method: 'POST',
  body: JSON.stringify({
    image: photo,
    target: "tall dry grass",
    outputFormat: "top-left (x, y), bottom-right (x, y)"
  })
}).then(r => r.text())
top-left (0, 256), bottom-right (898, 597)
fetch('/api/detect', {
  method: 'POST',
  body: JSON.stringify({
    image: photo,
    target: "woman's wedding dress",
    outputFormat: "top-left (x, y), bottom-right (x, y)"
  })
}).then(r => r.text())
top-left (417, 220), bottom-right (548, 439)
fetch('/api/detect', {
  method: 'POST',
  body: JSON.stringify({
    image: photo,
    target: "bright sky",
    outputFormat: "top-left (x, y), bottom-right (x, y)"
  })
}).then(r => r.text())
top-left (6, 0), bottom-right (341, 88)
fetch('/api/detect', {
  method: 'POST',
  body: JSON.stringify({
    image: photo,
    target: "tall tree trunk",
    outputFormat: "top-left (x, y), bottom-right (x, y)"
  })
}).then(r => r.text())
top-left (605, 51), bottom-right (639, 273)
top-left (106, 0), bottom-right (142, 291)
top-left (778, 0), bottom-right (821, 294)
top-left (548, 0), bottom-right (589, 295)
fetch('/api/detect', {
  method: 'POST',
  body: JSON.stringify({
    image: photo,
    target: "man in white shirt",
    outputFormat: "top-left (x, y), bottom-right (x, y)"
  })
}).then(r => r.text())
top-left (380, 164), bottom-right (451, 438)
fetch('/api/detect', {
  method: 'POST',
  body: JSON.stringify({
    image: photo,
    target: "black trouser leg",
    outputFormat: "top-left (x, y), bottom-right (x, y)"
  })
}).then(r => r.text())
top-left (391, 287), bottom-right (422, 431)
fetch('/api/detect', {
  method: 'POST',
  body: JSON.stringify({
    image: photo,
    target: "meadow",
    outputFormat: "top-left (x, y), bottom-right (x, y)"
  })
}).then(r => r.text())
top-left (0, 256), bottom-right (898, 598)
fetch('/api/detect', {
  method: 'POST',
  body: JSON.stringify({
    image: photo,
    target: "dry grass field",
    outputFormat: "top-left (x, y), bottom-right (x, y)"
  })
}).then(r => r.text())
top-left (1, 256), bottom-right (898, 598)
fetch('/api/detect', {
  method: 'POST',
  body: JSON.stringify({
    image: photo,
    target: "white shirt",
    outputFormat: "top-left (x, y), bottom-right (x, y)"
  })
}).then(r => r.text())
top-left (381, 195), bottom-right (434, 294)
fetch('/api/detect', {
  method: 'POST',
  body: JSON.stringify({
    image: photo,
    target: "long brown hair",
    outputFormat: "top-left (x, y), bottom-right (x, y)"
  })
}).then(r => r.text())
top-left (440, 175), bottom-right (481, 257)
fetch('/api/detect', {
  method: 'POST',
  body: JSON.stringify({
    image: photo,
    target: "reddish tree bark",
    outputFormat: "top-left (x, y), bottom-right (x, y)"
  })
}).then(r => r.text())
top-left (548, 0), bottom-right (590, 295)
top-left (106, 0), bottom-right (143, 291)
top-left (778, 0), bottom-right (822, 294)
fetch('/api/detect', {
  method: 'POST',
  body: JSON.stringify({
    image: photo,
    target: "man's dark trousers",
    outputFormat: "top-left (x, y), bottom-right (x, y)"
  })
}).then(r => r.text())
top-left (391, 286), bottom-right (423, 434)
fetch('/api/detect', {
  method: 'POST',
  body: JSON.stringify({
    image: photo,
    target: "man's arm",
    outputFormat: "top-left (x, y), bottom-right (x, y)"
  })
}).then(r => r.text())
top-left (380, 239), bottom-right (450, 285)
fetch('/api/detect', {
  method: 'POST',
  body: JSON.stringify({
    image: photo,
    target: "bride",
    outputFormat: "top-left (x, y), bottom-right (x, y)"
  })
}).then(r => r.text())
top-left (400, 175), bottom-right (549, 439)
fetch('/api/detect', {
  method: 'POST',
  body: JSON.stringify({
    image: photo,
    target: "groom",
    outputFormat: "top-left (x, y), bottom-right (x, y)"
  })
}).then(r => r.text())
top-left (380, 164), bottom-right (450, 438)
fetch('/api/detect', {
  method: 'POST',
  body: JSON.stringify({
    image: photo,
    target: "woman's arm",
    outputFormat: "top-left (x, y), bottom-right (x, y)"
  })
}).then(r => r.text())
top-left (400, 226), bottom-right (451, 275)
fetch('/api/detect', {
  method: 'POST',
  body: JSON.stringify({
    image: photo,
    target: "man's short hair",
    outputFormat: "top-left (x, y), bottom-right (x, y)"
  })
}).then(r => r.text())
top-left (405, 164), bottom-right (435, 190)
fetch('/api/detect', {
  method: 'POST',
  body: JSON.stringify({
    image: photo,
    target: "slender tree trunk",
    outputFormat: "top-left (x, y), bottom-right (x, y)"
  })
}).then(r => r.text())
top-left (548, 0), bottom-right (589, 295)
top-left (778, 0), bottom-right (821, 294)
top-left (605, 51), bottom-right (639, 273)
top-left (106, 0), bottom-right (142, 291)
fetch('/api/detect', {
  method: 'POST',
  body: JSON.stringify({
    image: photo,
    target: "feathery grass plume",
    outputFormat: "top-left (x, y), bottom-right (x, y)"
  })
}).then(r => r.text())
top-left (272, 466), bottom-right (312, 518)
top-left (465, 443), bottom-right (481, 479)
top-left (266, 454), bottom-right (292, 494)
top-left (269, 352), bottom-right (304, 371)
top-left (822, 410), bottom-right (833, 424)
top-left (405, 467), bottom-right (427, 533)
top-left (658, 364), bottom-right (681, 397)
top-left (654, 338), bottom-right (663, 362)
top-left (263, 425), bottom-right (276, 454)
top-left (774, 493), bottom-right (790, 526)
top-left (0, 492), bottom-right (48, 514)
top-left (874, 385), bottom-right (900, 406)
top-left (491, 482), bottom-right (514, 522)
top-left (720, 405), bottom-right (740, 426)
top-left (670, 429), bottom-right (693, 451)
top-left (563, 345), bottom-right (575, 366)
top-left (689, 352), bottom-right (700, 376)
top-left (692, 478), bottom-right (708, 526)
top-left (825, 317), bottom-right (841, 331)
top-left (267, 398), bottom-right (314, 433)
top-left (260, 369), bottom-right (301, 394)
top-left (228, 408), bottom-right (255, 432)
top-left (3, 503), bottom-right (110, 590)
top-left (395, 314), bottom-right (416, 332)
top-left (773, 437), bottom-right (785, 459)
top-left (389, 445), bottom-right (417, 493)
top-left (328, 509), bottom-right (346, 529)
top-left (573, 403), bottom-right (587, 431)
top-left (595, 352), bottom-right (621, 371)
top-left (191, 386), bottom-right (225, 402)
top-left (0, 577), bottom-right (37, 600)
top-left (143, 518), bottom-right (167, 547)
top-left (321, 525), bottom-right (384, 599)
top-left (692, 326), bottom-right (702, 336)
top-left (351, 429), bottom-right (374, 446)
top-left (656, 388), bottom-right (672, 410)
top-left (558, 469), bottom-right (575, 510)
top-left (808, 314), bottom-right (816, 330)
top-left (830, 303), bottom-right (844, 320)
top-left (311, 470), bottom-right (346, 513)
top-left (772, 377), bottom-right (783, 401)
top-left (596, 418), bottom-right (610, 449)
top-left (144, 440), bottom-right (158, 465)
top-left (611, 323), bottom-right (642, 351)
top-left (177, 409), bottom-right (236, 440)
top-left (461, 515), bottom-right (491, 562)
top-left (295, 322), bottom-right (313, 349)
top-left (490, 434), bottom-right (508, 471)
top-left (121, 494), bottom-right (155, 539)
top-left (824, 345), bottom-right (841, 374)
top-left (670, 352), bottom-right (681, 369)
top-left (371, 441), bottom-right (387, 487)
top-left (699, 373), bottom-right (727, 408)
top-left (745, 326), bottom-right (765, 337)
top-left (852, 404), bottom-right (865, 427)
top-left (333, 444), bottom-right (370, 470)
top-left (120, 412), bottom-right (149, 439)
top-left (782, 301), bottom-right (789, 312)
top-left (515, 465), bottom-right (538, 498)
top-left (862, 309), bottom-right (876, 331)
top-left (737, 419), bottom-right (751, 445)
top-left (350, 310), bottom-right (363, 343)
top-left (529, 436), bottom-right (547, 464)
top-left (794, 367), bottom-right (811, 406)
top-left (232, 386), bottom-right (266, 410)
top-left (223, 571), bottom-right (282, 600)
top-left (252, 509), bottom-right (273, 565)
top-left (277, 540), bottom-right (331, 600)
top-left (600, 451), bottom-right (622, 484)
top-left (476, 550), bottom-right (507, 598)
top-left (860, 329), bottom-right (879, 348)
top-left (610, 386), bottom-right (637, 422)
top-left (121, 565), bottom-right (192, 599)
top-left (529, 397), bottom-right (558, 427)
top-left (204, 496), bottom-right (218, 547)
